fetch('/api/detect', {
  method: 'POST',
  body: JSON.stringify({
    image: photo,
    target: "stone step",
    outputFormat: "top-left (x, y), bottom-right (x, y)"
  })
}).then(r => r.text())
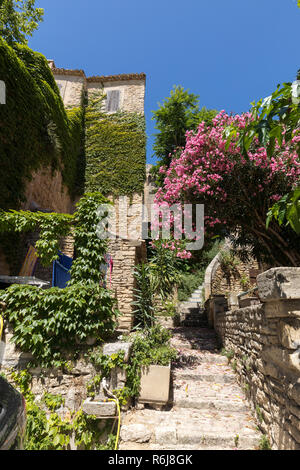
top-left (181, 315), bottom-right (207, 321)
top-left (173, 371), bottom-right (236, 384)
top-left (179, 302), bottom-right (203, 309)
top-left (182, 321), bottom-right (208, 326)
top-left (119, 325), bottom-right (261, 451)
top-left (156, 428), bottom-right (260, 449)
top-left (149, 444), bottom-right (257, 450)
top-left (119, 442), bottom-right (257, 451)
top-left (179, 307), bottom-right (201, 315)
top-left (120, 409), bottom-right (260, 449)
top-left (173, 397), bottom-right (248, 412)
top-left (174, 353), bottom-right (228, 363)
top-left (172, 381), bottom-right (248, 412)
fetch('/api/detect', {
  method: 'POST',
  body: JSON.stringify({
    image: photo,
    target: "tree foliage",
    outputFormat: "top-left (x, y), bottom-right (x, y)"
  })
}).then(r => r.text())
top-left (155, 111), bottom-right (300, 267)
top-left (0, 0), bottom-right (43, 45)
top-left (224, 77), bottom-right (300, 238)
top-left (151, 85), bottom-right (218, 184)
top-left (0, 37), bottom-right (84, 210)
top-left (0, 193), bottom-right (118, 367)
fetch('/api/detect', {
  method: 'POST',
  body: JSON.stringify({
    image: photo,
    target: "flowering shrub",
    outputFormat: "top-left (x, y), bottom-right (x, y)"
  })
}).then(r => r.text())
top-left (155, 111), bottom-right (300, 266)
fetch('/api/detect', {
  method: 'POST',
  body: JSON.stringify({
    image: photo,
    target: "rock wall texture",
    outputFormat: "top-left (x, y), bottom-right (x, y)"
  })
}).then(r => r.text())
top-left (107, 238), bottom-right (147, 331)
top-left (23, 166), bottom-right (75, 214)
top-left (204, 245), bottom-right (262, 303)
top-left (0, 321), bottom-right (130, 430)
top-left (53, 74), bottom-right (85, 109)
top-left (214, 267), bottom-right (300, 450)
top-left (87, 79), bottom-right (145, 115)
top-left (211, 257), bottom-right (261, 297)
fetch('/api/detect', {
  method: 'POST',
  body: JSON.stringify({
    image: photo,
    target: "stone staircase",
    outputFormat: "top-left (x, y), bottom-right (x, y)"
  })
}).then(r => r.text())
top-left (119, 326), bottom-right (262, 450)
top-left (178, 285), bottom-right (207, 327)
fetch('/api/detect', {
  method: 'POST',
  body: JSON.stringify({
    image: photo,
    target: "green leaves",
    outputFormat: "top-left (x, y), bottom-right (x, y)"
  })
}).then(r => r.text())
top-left (0, 0), bottom-right (44, 46)
top-left (0, 193), bottom-right (119, 367)
top-left (267, 187), bottom-right (300, 235)
top-left (0, 282), bottom-right (117, 367)
top-left (132, 262), bottom-right (155, 329)
top-left (151, 85), bottom-right (218, 184)
top-left (125, 324), bottom-right (177, 398)
top-left (0, 209), bottom-right (73, 265)
top-left (85, 93), bottom-right (146, 197)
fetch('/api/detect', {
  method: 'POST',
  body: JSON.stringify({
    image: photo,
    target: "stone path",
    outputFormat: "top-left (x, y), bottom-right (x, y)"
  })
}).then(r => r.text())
top-left (178, 284), bottom-right (207, 327)
top-left (119, 326), bottom-right (262, 450)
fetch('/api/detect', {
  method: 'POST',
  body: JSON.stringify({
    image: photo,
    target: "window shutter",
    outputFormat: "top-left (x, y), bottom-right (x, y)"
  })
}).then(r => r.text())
top-left (106, 90), bottom-right (120, 112)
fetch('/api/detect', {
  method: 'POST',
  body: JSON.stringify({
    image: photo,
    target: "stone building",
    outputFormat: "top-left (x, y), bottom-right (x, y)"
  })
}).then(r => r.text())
top-left (47, 61), bottom-right (147, 331)
top-left (0, 60), bottom-right (148, 332)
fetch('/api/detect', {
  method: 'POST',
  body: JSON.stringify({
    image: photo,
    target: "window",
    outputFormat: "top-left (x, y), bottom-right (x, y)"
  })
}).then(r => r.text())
top-left (106, 90), bottom-right (120, 112)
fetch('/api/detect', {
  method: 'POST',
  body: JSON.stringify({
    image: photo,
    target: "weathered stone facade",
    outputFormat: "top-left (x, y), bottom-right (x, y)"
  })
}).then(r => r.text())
top-left (48, 62), bottom-right (147, 331)
top-left (214, 267), bottom-right (300, 450)
top-left (49, 60), bottom-right (146, 115)
top-left (107, 237), bottom-right (147, 331)
top-left (211, 258), bottom-right (261, 297)
top-left (23, 165), bottom-right (76, 214)
top-left (204, 245), bottom-right (263, 312)
top-left (0, 320), bottom-right (130, 421)
top-left (1, 60), bottom-right (147, 329)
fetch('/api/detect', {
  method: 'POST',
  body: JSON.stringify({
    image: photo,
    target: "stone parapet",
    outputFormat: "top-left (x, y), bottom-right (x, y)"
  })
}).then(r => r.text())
top-left (214, 267), bottom-right (300, 450)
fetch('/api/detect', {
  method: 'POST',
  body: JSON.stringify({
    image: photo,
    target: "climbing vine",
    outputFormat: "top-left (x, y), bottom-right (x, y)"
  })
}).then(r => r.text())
top-left (85, 92), bottom-right (146, 197)
top-left (10, 370), bottom-right (116, 450)
top-left (0, 37), bottom-right (84, 211)
top-left (0, 193), bottom-right (119, 368)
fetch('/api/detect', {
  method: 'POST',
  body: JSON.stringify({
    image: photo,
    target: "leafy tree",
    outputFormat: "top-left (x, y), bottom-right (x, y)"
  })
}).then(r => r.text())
top-left (224, 74), bottom-right (300, 238)
top-left (155, 111), bottom-right (300, 267)
top-left (0, 0), bottom-right (43, 45)
top-left (151, 85), bottom-right (217, 184)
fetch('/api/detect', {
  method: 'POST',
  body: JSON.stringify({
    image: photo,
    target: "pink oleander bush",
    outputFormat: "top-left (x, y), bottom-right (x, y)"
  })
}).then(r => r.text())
top-left (154, 111), bottom-right (300, 266)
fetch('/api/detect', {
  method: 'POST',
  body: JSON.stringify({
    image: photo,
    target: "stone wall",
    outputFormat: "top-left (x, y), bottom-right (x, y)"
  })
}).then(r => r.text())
top-left (87, 77), bottom-right (145, 115)
top-left (0, 321), bottom-right (95, 412)
top-left (214, 267), bottom-right (300, 450)
top-left (23, 166), bottom-right (75, 214)
top-left (53, 74), bottom-right (85, 109)
top-left (204, 244), bottom-right (262, 305)
top-left (107, 238), bottom-right (147, 331)
top-left (0, 320), bottom-right (131, 446)
top-left (211, 257), bottom-right (261, 298)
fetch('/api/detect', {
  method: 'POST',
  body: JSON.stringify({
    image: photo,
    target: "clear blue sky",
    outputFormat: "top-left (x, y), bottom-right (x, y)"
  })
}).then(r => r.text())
top-left (29, 0), bottom-right (300, 164)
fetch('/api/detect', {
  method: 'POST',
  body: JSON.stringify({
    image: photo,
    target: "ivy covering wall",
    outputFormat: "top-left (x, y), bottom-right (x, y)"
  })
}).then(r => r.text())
top-left (85, 93), bottom-right (146, 197)
top-left (0, 37), bottom-right (84, 210)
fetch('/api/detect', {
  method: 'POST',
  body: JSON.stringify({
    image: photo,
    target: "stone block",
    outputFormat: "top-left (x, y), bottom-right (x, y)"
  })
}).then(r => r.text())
top-left (239, 297), bottom-right (261, 308)
top-left (265, 300), bottom-right (300, 319)
top-left (82, 397), bottom-right (116, 418)
top-left (279, 320), bottom-right (300, 350)
top-left (155, 426), bottom-right (177, 445)
top-left (289, 382), bottom-right (300, 406)
top-left (262, 346), bottom-right (300, 374)
top-left (66, 359), bottom-right (94, 376)
top-left (102, 342), bottom-right (132, 362)
top-left (257, 268), bottom-right (300, 302)
top-left (139, 364), bottom-right (170, 405)
top-left (120, 424), bottom-right (152, 443)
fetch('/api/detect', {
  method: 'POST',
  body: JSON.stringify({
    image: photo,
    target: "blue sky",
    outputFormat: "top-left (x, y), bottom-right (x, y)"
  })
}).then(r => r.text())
top-left (29, 0), bottom-right (300, 164)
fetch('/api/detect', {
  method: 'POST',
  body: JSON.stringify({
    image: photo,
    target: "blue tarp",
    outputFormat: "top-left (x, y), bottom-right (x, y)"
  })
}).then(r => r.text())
top-left (52, 252), bottom-right (73, 289)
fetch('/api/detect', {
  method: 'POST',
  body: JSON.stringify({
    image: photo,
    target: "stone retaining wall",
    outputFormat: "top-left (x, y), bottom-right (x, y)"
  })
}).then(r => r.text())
top-left (107, 238), bottom-right (147, 331)
top-left (214, 267), bottom-right (300, 450)
top-left (0, 321), bottom-right (130, 418)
